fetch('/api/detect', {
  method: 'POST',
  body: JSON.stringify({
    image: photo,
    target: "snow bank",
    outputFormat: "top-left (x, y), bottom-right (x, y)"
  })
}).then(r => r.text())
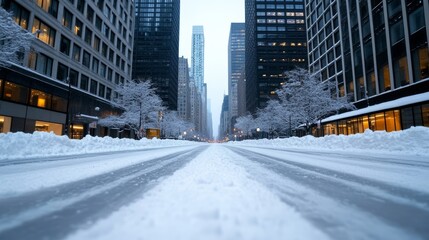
top-left (0, 132), bottom-right (196, 160)
top-left (229, 127), bottom-right (429, 156)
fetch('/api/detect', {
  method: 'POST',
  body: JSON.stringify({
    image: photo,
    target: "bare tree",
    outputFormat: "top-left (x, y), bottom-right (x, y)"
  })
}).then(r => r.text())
top-left (0, 7), bottom-right (35, 67)
top-left (234, 114), bottom-right (256, 139)
top-left (254, 100), bottom-right (291, 138)
top-left (160, 111), bottom-right (194, 138)
top-left (99, 80), bottom-right (164, 139)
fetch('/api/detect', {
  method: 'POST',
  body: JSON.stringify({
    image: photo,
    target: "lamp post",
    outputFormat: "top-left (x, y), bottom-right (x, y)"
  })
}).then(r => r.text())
top-left (256, 127), bottom-right (261, 139)
top-left (64, 76), bottom-right (72, 137)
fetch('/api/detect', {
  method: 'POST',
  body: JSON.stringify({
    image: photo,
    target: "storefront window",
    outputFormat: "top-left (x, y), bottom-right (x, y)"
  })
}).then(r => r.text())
top-left (0, 116), bottom-right (12, 133)
top-left (3, 81), bottom-right (28, 103)
top-left (30, 89), bottom-right (51, 108)
top-left (422, 104), bottom-right (429, 127)
top-left (362, 115), bottom-right (369, 130)
top-left (323, 123), bottom-right (337, 135)
top-left (35, 121), bottom-right (62, 135)
top-left (368, 114), bottom-right (376, 130)
top-left (401, 107), bottom-right (414, 129)
top-left (52, 95), bottom-right (67, 112)
top-left (385, 111), bottom-right (397, 132)
top-left (413, 106), bottom-right (423, 126)
top-left (0, 79), bottom-right (3, 97)
top-left (71, 124), bottom-right (84, 139)
top-left (375, 112), bottom-right (386, 130)
top-left (338, 120), bottom-right (347, 135)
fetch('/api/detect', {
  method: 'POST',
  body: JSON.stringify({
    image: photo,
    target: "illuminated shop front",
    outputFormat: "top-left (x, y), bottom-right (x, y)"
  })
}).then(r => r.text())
top-left (315, 93), bottom-right (429, 136)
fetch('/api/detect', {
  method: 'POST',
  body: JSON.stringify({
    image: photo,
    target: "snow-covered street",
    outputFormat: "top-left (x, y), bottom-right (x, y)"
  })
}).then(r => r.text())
top-left (1, 129), bottom-right (429, 240)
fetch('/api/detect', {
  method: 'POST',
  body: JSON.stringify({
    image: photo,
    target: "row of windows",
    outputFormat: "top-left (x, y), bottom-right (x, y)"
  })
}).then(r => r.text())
top-left (257, 3), bottom-right (304, 10)
top-left (257, 42), bottom-right (306, 47)
top-left (257, 18), bottom-right (305, 24)
top-left (0, 79), bottom-right (67, 112)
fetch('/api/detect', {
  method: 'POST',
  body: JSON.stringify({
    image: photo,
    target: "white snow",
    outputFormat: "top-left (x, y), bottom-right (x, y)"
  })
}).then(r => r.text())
top-left (1, 127), bottom-right (428, 239)
top-left (66, 145), bottom-right (329, 240)
top-left (0, 131), bottom-right (196, 160)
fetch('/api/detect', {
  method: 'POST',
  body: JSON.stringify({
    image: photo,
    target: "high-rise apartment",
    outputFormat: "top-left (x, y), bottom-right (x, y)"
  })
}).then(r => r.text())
top-left (245, 0), bottom-right (308, 113)
top-left (306, 0), bottom-right (429, 135)
top-left (0, 0), bottom-right (134, 138)
top-left (228, 23), bottom-right (245, 134)
top-left (191, 25), bottom-right (204, 93)
top-left (133, 0), bottom-right (180, 110)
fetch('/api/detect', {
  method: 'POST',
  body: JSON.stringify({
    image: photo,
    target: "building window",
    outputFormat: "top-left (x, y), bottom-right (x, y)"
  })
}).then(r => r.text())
top-left (35, 0), bottom-right (59, 18)
top-left (93, 35), bottom-right (101, 51)
top-left (390, 21), bottom-right (404, 45)
top-left (77, 0), bottom-right (85, 13)
top-left (95, 15), bottom-right (103, 31)
top-left (74, 19), bottom-right (83, 37)
top-left (393, 56), bottom-right (409, 87)
top-left (10, 2), bottom-right (30, 29)
top-left (62, 8), bottom-right (73, 30)
top-left (82, 50), bottom-right (90, 68)
top-left (60, 35), bottom-right (71, 56)
top-left (3, 81), bottom-right (28, 104)
top-left (84, 27), bottom-right (92, 45)
top-left (35, 121), bottom-right (62, 135)
top-left (57, 63), bottom-right (68, 82)
top-left (72, 44), bottom-right (81, 62)
top-left (0, 116), bottom-right (12, 133)
top-left (98, 84), bottom-right (105, 97)
top-left (86, 6), bottom-right (94, 23)
top-left (69, 69), bottom-right (79, 87)
top-left (51, 95), bottom-right (67, 112)
top-left (99, 63), bottom-right (106, 78)
top-left (411, 47), bottom-right (429, 82)
top-left (409, 7), bottom-right (425, 34)
top-left (30, 89), bottom-right (51, 108)
top-left (90, 79), bottom-right (98, 94)
top-left (422, 104), bottom-right (429, 127)
top-left (106, 87), bottom-right (112, 100)
top-left (35, 53), bottom-right (53, 76)
top-left (80, 74), bottom-right (89, 91)
top-left (32, 18), bottom-right (56, 47)
top-left (92, 57), bottom-right (99, 74)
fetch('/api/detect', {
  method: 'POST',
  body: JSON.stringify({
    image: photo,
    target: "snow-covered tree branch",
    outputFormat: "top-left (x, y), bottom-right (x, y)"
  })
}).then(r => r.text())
top-left (0, 7), bottom-right (35, 67)
top-left (160, 111), bottom-right (194, 138)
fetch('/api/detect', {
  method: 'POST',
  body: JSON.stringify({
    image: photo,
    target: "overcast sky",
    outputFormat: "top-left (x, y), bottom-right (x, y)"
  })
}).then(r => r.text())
top-left (179, 0), bottom-right (245, 138)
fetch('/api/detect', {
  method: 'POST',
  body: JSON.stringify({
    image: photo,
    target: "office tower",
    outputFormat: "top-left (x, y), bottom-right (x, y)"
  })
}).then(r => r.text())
top-left (133, 0), bottom-right (180, 110)
top-left (191, 25), bottom-right (204, 93)
top-left (218, 95), bottom-right (229, 140)
top-left (0, 0), bottom-right (134, 138)
top-left (228, 23), bottom-right (246, 135)
top-left (305, 0), bottom-right (429, 135)
top-left (245, 0), bottom-right (308, 113)
top-left (178, 56), bottom-right (191, 121)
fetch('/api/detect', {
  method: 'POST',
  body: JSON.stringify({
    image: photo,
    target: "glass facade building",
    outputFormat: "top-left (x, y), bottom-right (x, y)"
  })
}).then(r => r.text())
top-left (228, 23), bottom-right (246, 135)
top-left (133, 0), bottom-right (180, 110)
top-left (191, 25), bottom-right (204, 93)
top-left (245, 0), bottom-right (308, 113)
top-left (305, 0), bottom-right (429, 135)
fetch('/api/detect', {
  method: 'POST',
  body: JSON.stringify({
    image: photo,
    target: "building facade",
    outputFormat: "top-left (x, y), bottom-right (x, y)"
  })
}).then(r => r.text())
top-left (178, 56), bottom-right (191, 121)
top-left (191, 25), bottom-right (204, 93)
top-left (218, 95), bottom-right (229, 140)
top-left (245, 0), bottom-right (308, 113)
top-left (133, 0), bottom-right (180, 110)
top-left (305, 0), bottom-right (429, 135)
top-left (1, 0), bottom-right (134, 138)
top-left (228, 23), bottom-right (246, 135)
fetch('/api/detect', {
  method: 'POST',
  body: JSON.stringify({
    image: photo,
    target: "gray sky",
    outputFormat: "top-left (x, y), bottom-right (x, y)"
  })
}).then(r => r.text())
top-left (179, 0), bottom-right (245, 138)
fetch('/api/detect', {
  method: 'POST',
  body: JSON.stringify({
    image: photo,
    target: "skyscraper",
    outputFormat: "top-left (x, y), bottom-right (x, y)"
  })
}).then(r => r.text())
top-left (306, 0), bottom-right (429, 135)
top-left (228, 23), bottom-right (245, 134)
top-left (178, 56), bottom-right (191, 121)
top-left (245, 0), bottom-right (308, 113)
top-left (191, 25), bottom-right (204, 93)
top-left (0, 0), bottom-right (134, 138)
top-left (133, 0), bottom-right (180, 110)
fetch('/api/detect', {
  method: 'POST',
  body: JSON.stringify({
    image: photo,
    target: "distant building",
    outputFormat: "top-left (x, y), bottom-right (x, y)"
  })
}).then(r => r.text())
top-left (228, 23), bottom-right (245, 135)
top-left (132, 0), bottom-right (180, 110)
top-left (305, 0), bottom-right (429, 135)
top-left (245, 0), bottom-right (308, 113)
top-left (178, 57), bottom-right (191, 121)
top-left (191, 25), bottom-right (204, 93)
top-left (218, 95), bottom-right (229, 140)
top-left (0, 0), bottom-right (134, 138)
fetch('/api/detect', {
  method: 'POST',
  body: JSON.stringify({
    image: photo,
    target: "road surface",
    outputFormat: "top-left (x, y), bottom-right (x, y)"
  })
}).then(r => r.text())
top-left (0, 144), bottom-right (428, 240)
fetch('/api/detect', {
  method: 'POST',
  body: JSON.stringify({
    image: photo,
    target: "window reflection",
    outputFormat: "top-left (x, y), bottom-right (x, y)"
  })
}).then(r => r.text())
top-left (3, 81), bottom-right (28, 103)
top-left (30, 89), bottom-right (51, 108)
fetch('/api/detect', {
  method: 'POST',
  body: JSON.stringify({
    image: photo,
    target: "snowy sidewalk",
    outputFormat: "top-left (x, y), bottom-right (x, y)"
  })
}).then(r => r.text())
top-left (67, 145), bottom-right (328, 240)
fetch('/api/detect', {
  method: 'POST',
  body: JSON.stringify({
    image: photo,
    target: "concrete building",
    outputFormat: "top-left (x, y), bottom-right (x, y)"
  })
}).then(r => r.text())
top-left (218, 95), bottom-right (229, 140)
top-left (228, 23), bottom-right (245, 135)
top-left (245, 0), bottom-right (308, 113)
top-left (0, 0), bottom-right (134, 138)
top-left (305, 0), bottom-right (429, 135)
top-left (132, 0), bottom-right (180, 110)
